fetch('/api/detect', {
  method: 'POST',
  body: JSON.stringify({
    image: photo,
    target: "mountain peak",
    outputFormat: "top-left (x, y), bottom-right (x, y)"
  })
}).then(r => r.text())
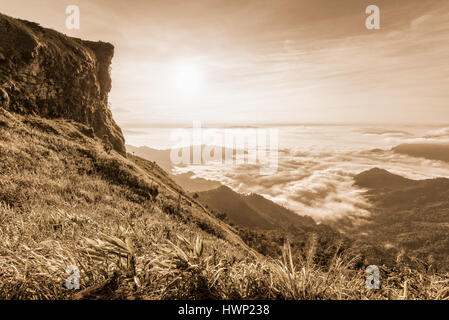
top-left (0, 13), bottom-right (125, 154)
top-left (354, 167), bottom-right (413, 189)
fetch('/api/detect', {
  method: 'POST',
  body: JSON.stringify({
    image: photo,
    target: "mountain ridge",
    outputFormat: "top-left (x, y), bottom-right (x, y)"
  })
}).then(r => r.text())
top-left (0, 13), bottom-right (125, 154)
top-left (354, 167), bottom-right (415, 190)
top-left (196, 185), bottom-right (317, 231)
top-left (393, 143), bottom-right (449, 163)
top-left (350, 167), bottom-right (449, 271)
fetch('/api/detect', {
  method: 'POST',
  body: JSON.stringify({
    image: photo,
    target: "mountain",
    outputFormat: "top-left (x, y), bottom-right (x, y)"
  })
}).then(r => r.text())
top-left (196, 186), bottom-right (350, 266)
top-left (1, 13), bottom-right (447, 300)
top-left (126, 144), bottom-right (222, 192)
top-left (197, 186), bottom-right (274, 229)
top-left (0, 13), bottom-right (256, 299)
top-left (351, 168), bottom-right (449, 271)
top-left (0, 13), bottom-right (125, 154)
top-left (126, 144), bottom-right (245, 170)
top-left (169, 171), bottom-right (222, 192)
top-left (125, 147), bottom-right (317, 229)
top-left (354, 167), bottom-right (415, 190)
top-left (196, 186), bottom-right (316, 230)
top-left (126, 145), bottom-right (174, 172)
top-left (393, 143), bottom-right (449, 163)
top-left (245, 193), bottom-right (316, 228)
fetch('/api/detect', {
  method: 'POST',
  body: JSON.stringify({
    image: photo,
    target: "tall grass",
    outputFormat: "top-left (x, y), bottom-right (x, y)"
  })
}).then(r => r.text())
top-left (139, 234), bottom-right (449, 300)
top-left (1, 197), bottom-right (448, 300)
top-left (0, 111), bottom-right (448, 300)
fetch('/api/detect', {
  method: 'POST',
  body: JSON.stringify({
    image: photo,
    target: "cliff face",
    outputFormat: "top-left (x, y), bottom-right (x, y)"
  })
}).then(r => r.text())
top-left (0, 13), bottom-right (125, 154)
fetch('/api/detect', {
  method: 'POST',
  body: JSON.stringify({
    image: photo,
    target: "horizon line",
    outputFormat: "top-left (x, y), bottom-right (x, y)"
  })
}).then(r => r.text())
top-left (119, 121), bottom-right (449, 129)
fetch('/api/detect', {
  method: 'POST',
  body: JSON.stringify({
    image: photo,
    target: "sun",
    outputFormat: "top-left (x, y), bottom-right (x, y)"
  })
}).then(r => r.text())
top-left (172, 61), bottom-right (203, 95)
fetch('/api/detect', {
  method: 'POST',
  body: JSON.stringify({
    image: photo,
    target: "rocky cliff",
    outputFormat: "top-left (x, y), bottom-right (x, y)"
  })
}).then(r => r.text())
top-left (0, 13), bottom-right (125, 154)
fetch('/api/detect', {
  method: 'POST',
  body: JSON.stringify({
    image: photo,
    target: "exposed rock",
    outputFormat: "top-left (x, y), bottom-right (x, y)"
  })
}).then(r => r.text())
top-left (0, 13), bottom-right (125, 154)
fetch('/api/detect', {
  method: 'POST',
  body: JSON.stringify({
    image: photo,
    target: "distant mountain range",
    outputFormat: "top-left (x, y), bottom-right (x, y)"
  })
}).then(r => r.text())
top-left (126, 145), bottom-right (320, 231)
top-left (393, 143), bottom-right (449, 163)
top-left (126, 145), bottom-right (222, 192)
top-left (127, 143), bottom-right (449, 271)
top-left (126, 145), bottom-right (174, 172)
top-left (126, 144), bottom-right (343, 251)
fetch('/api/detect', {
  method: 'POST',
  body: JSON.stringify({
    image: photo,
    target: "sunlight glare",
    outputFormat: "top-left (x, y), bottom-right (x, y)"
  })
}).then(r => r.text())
top-left (172, 61), bottom-right (203, 95)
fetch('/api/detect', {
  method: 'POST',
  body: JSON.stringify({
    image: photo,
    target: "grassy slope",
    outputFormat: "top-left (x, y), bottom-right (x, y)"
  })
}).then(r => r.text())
top-left (0, 109), bottom-right (448, 299)
top-left (0, 109), bottom-right (253, 298)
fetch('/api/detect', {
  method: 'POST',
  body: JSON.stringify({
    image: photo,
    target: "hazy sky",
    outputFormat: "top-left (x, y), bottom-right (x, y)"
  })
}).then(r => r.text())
top-left (1, 0), bottom-right (448, 127)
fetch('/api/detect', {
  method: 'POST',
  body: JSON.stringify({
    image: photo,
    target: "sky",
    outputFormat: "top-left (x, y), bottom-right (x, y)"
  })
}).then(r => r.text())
top-left (1, 0), bottom-right (449, 128)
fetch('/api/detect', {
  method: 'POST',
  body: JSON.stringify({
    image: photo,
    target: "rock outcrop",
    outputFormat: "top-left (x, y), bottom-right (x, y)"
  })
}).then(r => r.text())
top-left (0, 13), bottom-right (125, 154)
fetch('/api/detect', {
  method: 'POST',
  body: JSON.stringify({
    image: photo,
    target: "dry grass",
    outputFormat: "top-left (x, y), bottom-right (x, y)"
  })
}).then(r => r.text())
top-left (0, 109), bottom-right (448, 300)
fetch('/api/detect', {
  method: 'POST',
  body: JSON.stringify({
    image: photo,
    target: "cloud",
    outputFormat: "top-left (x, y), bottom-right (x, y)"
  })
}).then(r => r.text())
top-left (123, 129), bottom-right (147, 135)
top-left (358, 128), bottom-right (412, 137)
top-left (173, 126), bottom-right (449, 223)
top-left (423, 127), bottom-right (449, 139)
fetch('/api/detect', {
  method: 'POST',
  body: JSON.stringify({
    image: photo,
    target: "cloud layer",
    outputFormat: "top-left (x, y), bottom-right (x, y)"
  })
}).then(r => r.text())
top-left (172, 125), bottom-right (449, 221)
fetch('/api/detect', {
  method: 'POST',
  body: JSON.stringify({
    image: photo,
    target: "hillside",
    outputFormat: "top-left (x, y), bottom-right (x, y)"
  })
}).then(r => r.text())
top-left (0, 108), bottom-right (261, 299)
top-left (196, 186), bottom-right (352, 265)
top-left (0, 13), bottom-right (252, 299)
top-left (196, 186), bottom-right (316, 230)
top-left (0, 13), bottom-right (448, 300)
top-left (351, 168), bottom-right (449, 271)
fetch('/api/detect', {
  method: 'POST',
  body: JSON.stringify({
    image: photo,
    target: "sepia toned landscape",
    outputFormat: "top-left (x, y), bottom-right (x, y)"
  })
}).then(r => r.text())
top-left (0, 0), bottom-right (449, 301)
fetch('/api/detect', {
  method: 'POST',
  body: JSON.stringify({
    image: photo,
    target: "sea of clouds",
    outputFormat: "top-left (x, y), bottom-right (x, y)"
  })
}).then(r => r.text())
top-left (167, 125), bottom-right (449, 221)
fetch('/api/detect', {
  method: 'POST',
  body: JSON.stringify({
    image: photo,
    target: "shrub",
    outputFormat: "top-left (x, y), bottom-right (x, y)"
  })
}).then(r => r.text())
top-left (162, 200), bottom-right (180, 216)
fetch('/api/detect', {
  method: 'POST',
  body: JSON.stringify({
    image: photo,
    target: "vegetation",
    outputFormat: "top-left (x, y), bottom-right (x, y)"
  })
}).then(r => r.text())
top-left (0, 109), bottom-right (448, 300)
top-left (351, 168), bottom-right (449, 272)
